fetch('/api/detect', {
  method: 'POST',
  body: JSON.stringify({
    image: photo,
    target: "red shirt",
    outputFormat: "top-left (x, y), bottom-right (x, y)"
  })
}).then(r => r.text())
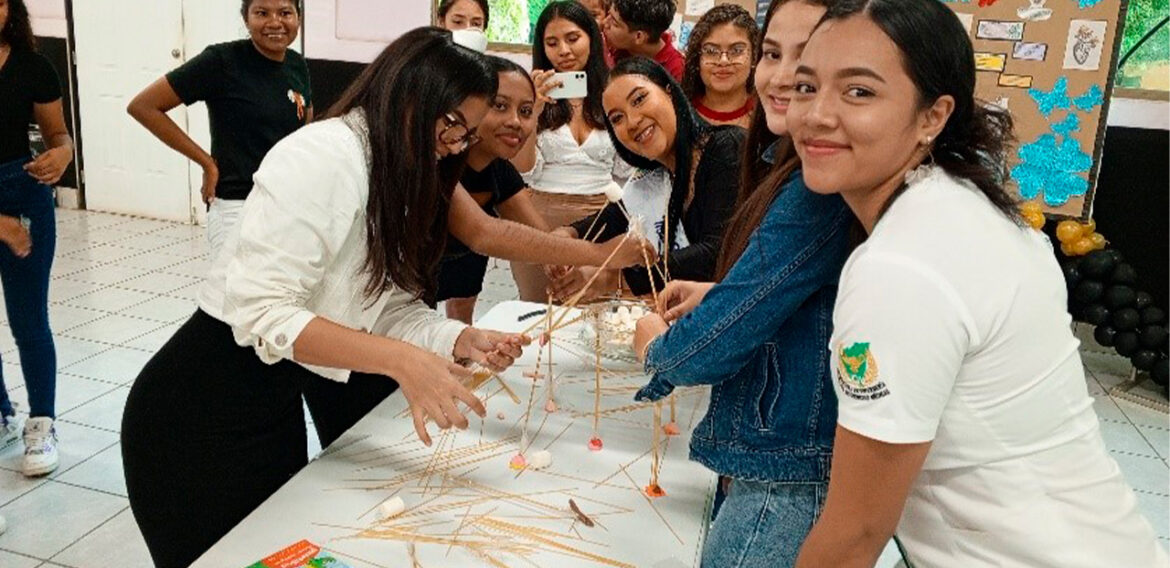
top-left (615, 33), bottom-right (685, 81)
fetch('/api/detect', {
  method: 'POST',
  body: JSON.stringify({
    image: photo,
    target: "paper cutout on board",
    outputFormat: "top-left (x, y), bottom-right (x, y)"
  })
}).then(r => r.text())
top-left (1017, 0), bottom-right (1053, 21)
top-left (985, 96), bottom-right (1010, 111)
top-left (685, 0), bottom-right (715, 17)
top-left (1012, 77), bottom-right (1104, 206)
top-left (670, 14), bottom-right (684, 44)
top-left (1028, 75), bottom-right (1071, 116)
top-left (1077, 0), bottom-right (1104, 7)
top-left (679, 21), bottom-right (695, 50)
top-left (1013, 42), bottom-right (1048, 60)
top-left (975, 52), bottom-right (1008, 71)
top-left (999, 74), bottom-right (1034, 88)
top-left (956, 13), bottom-right (975, 34)
top-left (1063, 20), bottom-right (1106, 70)
top-left (977, 20), bottom-right (1026, 41)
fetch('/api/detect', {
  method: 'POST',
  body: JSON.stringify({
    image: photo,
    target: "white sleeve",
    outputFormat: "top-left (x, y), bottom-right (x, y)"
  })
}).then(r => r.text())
top-left (831, 253), bottom-right (974, 444)
top-left (222, 128), bottom-right (365, 364)
top-left (611, 151), bottom-right (633, 184)
top-left (370, 290), bottom-right (468, 359)
top-left (519, 133), bottom-right (547, 186)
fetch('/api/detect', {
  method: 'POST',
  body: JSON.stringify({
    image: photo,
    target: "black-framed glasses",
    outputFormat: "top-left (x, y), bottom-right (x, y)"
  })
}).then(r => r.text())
top-left (700, 44), bottom-right (751, 64)
top-left (439, 112), bottom-right (480, 149)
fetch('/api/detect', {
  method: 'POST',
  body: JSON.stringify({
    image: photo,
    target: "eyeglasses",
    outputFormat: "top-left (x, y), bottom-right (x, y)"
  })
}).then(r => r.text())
top-left (439, 112), bottom-right (480, 150)
top-left (700, 44), bottom-right (750, 64)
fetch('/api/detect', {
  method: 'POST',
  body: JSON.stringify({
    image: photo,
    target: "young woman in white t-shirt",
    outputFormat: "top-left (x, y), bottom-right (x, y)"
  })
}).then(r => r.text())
top-left (511, 1), bottom-right (629, 300)
top-left (788, 1), bottom-right (1168, 567)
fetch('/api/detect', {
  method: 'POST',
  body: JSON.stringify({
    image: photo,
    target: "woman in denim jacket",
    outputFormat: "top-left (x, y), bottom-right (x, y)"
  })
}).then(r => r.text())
top-left (631, 1), bottom-right (851, 566)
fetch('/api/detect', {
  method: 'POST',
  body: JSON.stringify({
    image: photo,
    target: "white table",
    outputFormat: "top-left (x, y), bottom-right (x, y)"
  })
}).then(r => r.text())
top-left (195, 301), bottom-right (716, 568)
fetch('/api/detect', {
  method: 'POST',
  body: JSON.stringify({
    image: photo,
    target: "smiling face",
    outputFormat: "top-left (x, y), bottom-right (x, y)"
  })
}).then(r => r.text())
top-left (698, 23), bottom-right (753, 97)
top-left (440, 0), bottom-right (486, 30)
top-left (244, 0), bottom-right (300, 60)
top-left (788, 15), bottom-right (949, 197)
top-left (603, 74), bottom-right (678, 164)
top-left (753, 1), bottom-right (826, 137)
top-left (471, 71), bottom-right (538, 161)
top-left (543, 17), bottom-right (592, 72)
top-left (435, 96), bottom-right (491, 160)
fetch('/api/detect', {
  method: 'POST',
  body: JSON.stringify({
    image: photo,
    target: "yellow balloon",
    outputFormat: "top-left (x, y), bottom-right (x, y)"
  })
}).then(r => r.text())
top-left (1082, 219), bottom-right (1097, 233)
top-left (1072, 237), bottom-right (1095, 256)
top-left (1089, 232), bottom-right (1107, 250)
top-left (1026, 211), bottom-right (1046, 229)
top-left (1061, 242), bottom-right (1077, 256)
top-left (1056, 220), bottom-right (1084, 244)
top-left (1020, 201), bottom-right (1044, 216)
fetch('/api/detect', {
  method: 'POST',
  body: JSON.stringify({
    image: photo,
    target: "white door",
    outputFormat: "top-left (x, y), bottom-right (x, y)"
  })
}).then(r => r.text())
top-left (72, 0), bottom-right (195, 222)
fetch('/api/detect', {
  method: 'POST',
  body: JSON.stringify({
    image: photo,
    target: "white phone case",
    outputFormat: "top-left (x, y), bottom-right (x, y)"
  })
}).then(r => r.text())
top-left (548, 72), bottom-right (588, 99)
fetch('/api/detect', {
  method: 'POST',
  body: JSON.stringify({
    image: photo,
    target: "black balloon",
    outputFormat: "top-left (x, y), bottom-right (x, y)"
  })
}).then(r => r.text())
top-left (1135, 292), bottom-right (1153, 310)
top-left (1105, 249), bottom-right (1125, 265)
top-left (1080, 250), bottom-right (1115, 278)
top-left (1141, 306), bottom-right (1166, 326)
top-left (1082, 304), bottom-right (1110, 326)
top-left (1111, 308), bottom-right (1141, 331)
top-left (1094, 326), bottom-right (1118, 347)
top-left (1140, 326), bottom-right (1168, 350)
top-left (1073, 281), bottom-right (1105, 304)
top-left (1152, 358), bottom-right (1169, 387)
top-left (1115, 332), bottom-right (1140, 356)
top-left (1111, 263), bottom-right (1138, 285)
top-left (1062, 260), bottom-right (1082, 289)
top-left (1131, 350), bottom-right (1158, 372)
top-left (1104, 285), bottom-right (1137, 309)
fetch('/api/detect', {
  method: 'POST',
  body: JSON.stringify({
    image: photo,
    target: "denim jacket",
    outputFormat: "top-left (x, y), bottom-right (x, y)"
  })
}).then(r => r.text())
top-left (637, 171), bottom-right (853, 482)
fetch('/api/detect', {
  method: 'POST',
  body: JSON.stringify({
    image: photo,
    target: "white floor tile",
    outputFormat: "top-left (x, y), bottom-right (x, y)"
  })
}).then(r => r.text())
top-left (0, 549), bottom-right (42, 568)
top-left (1134, 490), bottom-right (1170, 540)
top-left (1100, 419), bottom-right (1162, 458)
top-left (46, 279), bottom-right (104, 305)
top-left (1111, 451), bottom-right (1170, 496)
top-left (0, 422), bottom-right (118, 479)
top-left (1137, 425), bottom-right (1169, 462)
top-left (47, 306), bottom-right (108, 334)
top-left (0, 481), bottom-right (126, 558)
top-left (114, 252), bottom-right (184, 273)
top-left (1, 361), bottom-right (23, 391)
top-left (0, 468), bottom-right (48, 507)
top-left (1116, 398), bottom-right (1170, 431)
top-left (112, 233), bottom-right (183, 252)
top-left (61, 288), bottom-right (155, 314)
top-left (55, 443), bottom-right (126, 497)
top-left (44, 337), bottom-right (108, 369)
top-left (56, 389), bottom-right (130, 433)
top-left (115, 273), bottom-right (200, 296)
top-left (61, 347), bottom-right (152, 386)
top-left (59, 315), bottom-right (158, 346)
top-left (160, 257), bottom-right (210, 279)
top-left (63, 266), bottom-right (151, 287)
top-left (4, 374), bottom-right (120, 418)
top-left (117, 296), bottom-right (196, 325)
top-left (59, 244), bottom-right (139, 265)
top-left (50, 507), bottom-right (153, 568)
top-left (121, 324), bottom-right (180, 353)
top-left (48, 257), bottom-right (96, 281)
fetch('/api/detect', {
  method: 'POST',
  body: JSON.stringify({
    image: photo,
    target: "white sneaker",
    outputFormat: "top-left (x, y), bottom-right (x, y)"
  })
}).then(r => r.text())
top-left (0, 413), bottom-right (20, 450)
top-left (22, 417), bottom-right (58, 477)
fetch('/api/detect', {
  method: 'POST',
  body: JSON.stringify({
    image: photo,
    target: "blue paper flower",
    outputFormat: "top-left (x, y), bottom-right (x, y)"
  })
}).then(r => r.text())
top-left (1052, 112), bottom-right (1081, 136)
top-left (1028, 76), bottom-right (1071, 117)
top-left (1078, 0), bottom-right (1103, 7)
top-left (1073, 84), bottom-right (1104, 112)
top-left (1012, 133), bottom-right (1093, 206)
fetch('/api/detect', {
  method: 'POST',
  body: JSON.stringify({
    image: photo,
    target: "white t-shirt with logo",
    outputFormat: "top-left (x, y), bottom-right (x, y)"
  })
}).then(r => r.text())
top-left (830, 167), bottom-right (1167, 567)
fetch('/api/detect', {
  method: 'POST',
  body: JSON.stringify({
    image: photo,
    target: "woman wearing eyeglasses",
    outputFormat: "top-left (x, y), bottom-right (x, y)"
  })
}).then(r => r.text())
top-left (121, 29), bottom-right (530, 568)
top-left (681, 4), bottom-right (758, 129)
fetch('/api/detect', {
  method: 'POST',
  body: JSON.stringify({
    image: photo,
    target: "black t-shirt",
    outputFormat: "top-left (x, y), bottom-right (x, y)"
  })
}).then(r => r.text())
top-left (572, 125), bottom-right (745, 295)
top-left (444, 158), bottom-right (527, 258)
top-left (166, 40), bottom-right (312, 200)
top-left (0, 49), bottom-right (62, 163)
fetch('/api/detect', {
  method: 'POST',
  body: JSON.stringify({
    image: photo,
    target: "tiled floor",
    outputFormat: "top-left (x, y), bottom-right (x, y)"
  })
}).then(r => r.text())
top-left (0, 209), bottom-right (1165, 567)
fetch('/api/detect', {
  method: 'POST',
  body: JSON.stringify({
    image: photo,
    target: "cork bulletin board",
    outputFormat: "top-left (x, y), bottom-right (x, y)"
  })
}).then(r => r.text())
top-left (673, 0), bottom-right (761, 49)
top-left (943, 0), bottom-right (1130, 219)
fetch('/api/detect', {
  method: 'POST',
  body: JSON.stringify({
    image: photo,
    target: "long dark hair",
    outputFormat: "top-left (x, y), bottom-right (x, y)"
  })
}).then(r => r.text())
top-left (325, 27), bottom-right (497, 300)
top-left (818, 0), bottom-right (1018, 223)
top-left (239, 0), bottom-right (302, 19)
top-left (606, 57), bottom-right (711, 252)
top-left (1, 0), bottom-right (35, 52)
top-left (680, 4), bottom-right (759, 100)
top-left (487, 55), bottom-right (536, 96)
top-left (532, 1), bottom-right (608, 132)
top-left (719, 0), bottom-right (834, 278)
top-left (437, 0), bottom-right (490, 28)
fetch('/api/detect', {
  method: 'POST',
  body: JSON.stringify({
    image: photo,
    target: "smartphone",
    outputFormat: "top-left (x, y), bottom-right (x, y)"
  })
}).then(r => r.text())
top-left (548, 71), bottom-right (588, 99)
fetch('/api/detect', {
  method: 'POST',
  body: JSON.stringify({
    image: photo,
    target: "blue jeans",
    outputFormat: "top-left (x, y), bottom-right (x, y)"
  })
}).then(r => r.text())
top-left (0, 156), bottom-right (57, 419)
top-left (701, 479), bottom-right (828, 568)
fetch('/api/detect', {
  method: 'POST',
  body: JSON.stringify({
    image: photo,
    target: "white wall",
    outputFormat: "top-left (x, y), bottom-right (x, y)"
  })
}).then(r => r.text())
top-left (26, 0), bottom-right (67, 38)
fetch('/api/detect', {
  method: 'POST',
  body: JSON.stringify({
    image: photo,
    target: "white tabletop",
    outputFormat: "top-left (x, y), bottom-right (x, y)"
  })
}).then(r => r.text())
top-left (195, 301), bottom-right (716, 568)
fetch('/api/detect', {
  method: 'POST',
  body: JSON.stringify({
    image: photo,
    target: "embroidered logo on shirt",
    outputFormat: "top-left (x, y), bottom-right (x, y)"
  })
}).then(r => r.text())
top-left (287, 89), bottom-right (305, 121)
top-left (836, 342), bottom-right (891, 401)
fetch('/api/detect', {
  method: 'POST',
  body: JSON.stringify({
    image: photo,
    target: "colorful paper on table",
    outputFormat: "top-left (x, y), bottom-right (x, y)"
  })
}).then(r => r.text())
top-left (245, 540), bottom-right (352, 568)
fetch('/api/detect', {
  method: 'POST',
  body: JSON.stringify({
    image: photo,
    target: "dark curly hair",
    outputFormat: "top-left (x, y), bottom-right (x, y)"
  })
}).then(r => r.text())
top-left (532, 1), bottom-right (609, 132)
top-left (612, 0), bottom-right (676, 38)
top-left (680, 4), bottom-right (759, 100)
top-left (1, 0), bottom-right (35, 52)
top-left (818, 0), bottom-right (1019, 224)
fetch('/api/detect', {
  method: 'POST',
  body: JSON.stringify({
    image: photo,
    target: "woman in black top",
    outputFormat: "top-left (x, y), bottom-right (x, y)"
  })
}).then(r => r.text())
top-left (127, 0), bottom-right (311, 259)
top-left (550, 56), bottom-right (742, 300)
top-left (0, 0), bottom-right (74, 478)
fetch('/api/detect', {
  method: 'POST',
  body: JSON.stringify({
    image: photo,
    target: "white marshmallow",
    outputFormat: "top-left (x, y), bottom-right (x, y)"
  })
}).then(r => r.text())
top-left (528, 450), bottom-right (553, 470)
top-left (630, 306), bottom-right (646, 320)
top-left (604, 182), bottom-right (624, 203)
top-left (377, 496), bottom-right (406, 520)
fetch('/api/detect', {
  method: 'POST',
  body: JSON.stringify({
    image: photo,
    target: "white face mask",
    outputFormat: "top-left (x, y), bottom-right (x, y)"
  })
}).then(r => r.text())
top-left (451, 28), bottom-right (488, 53)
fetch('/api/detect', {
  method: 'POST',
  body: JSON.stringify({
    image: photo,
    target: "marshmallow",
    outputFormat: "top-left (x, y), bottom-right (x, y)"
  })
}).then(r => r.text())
top-left (604, 182), bottom-right (624, 203)
top-left (528, 450), bottom-right (553, 470)
top-left (377, 496), bottom-right (406, 520)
